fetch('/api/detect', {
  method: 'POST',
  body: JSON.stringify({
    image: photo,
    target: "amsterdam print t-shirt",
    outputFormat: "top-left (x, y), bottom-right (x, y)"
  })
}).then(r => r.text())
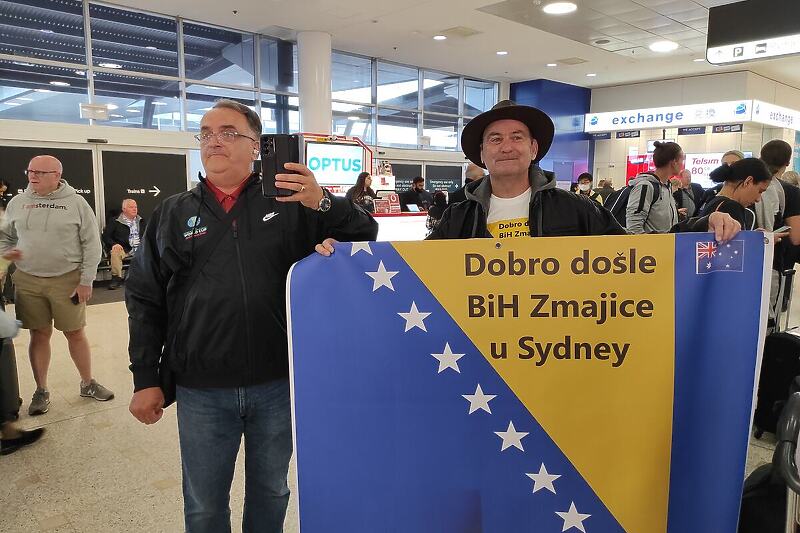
top-left (486, 188), bottom-right (531, 240)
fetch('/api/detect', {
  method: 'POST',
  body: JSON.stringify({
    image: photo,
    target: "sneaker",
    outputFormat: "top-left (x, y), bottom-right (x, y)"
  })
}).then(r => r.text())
top-left (80, 380), bottom-right (114, 401)
top-left (28, 389), bottom-right (50, 416)
top-left (1, 427), bottom-right (45, 456)
top-left (108, 276), bottom-right (122, 290)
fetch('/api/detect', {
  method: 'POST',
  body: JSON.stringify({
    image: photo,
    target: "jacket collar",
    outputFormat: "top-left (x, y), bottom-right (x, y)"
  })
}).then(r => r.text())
top-left (464, 164), bottom-right (554, 213)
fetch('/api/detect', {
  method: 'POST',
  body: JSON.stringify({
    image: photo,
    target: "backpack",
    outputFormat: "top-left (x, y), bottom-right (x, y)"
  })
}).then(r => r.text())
top-left (606, 180), bottom-right (660, 228)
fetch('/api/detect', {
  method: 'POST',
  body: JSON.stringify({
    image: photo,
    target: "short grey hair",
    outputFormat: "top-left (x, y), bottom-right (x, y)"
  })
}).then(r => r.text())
top-left (211, 99), bottom-right (262, 137)
top-left (121, 198), bottom-right (136, 208)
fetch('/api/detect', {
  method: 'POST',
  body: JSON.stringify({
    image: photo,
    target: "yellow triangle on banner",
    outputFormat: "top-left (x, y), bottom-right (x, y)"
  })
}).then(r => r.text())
top-left (393, 235), bottom-right (675, 533)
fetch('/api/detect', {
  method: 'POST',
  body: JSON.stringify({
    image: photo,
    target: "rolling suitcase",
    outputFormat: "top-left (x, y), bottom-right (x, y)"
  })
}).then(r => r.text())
top-left (0, 334), bottom-right (21, 422)
top-left (739, 392), bottom-right (800, 533)
top-left (0, 295), bottom-right (21, 422)
top-left (755, 270), bottom-right (800, 438)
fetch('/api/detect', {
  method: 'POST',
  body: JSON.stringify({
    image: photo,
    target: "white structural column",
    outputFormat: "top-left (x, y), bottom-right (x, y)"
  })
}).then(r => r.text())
top-left (297, 31), bottom-right (332, 134)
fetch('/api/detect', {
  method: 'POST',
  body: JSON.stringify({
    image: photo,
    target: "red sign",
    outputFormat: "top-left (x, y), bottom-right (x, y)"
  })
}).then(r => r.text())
top-left (387, 193), bottom-right (401, 214)
top-left (626, 154), bottom-right (655, 184)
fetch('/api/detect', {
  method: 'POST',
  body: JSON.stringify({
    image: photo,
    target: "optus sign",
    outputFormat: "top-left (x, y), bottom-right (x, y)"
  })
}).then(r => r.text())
top-left (304, 142), bottom-right (366, 186)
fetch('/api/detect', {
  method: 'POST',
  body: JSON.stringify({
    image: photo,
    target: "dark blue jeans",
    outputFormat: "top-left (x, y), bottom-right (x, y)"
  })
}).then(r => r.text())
top-left (176, 380), bottom-right (292, 533)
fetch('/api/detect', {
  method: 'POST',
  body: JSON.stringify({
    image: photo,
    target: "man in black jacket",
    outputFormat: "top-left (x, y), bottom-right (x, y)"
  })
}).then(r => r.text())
top-left (425, 100), bottom-right (740, 241)
top-left (101, 199), bottom-right (145, 290)
top-left (127, 99), bottom-right (377, 533)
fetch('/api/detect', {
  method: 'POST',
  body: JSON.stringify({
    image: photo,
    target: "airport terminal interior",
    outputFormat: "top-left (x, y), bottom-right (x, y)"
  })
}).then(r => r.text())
top-left (3, 0), bottom-right (800, 531)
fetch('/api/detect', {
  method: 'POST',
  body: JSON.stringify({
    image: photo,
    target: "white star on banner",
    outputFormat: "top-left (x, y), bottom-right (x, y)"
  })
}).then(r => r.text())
top-left (462, 384), bottom-right (496, 414)
top-left (350, 242), bottom-right (373, 256)
top-left (555, 502), bottom-right (591, 532)
top-left (431, 342), bottom-right (465, 373)
top-left (365, 261), bottom-right (399, 292)
top-left (525, 463), bottom-right (561, 494)
top-left (494, 421), bottom-right (529, 451)
top-left (398, 301), bottom-right (431, 332)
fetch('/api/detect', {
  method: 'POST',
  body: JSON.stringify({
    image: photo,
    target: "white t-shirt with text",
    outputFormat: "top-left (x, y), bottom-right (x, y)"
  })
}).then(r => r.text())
top-left (486, 188), bottom-right (531, 240)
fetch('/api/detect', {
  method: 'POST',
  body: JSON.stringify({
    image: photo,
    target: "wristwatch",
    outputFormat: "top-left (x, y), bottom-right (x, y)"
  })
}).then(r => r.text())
top-left (318, 190), bottom-right (332, 212)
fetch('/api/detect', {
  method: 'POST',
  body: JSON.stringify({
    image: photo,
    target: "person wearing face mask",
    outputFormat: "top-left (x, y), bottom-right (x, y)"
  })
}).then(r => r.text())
top-left (699, 158), bottom-right (772, 230)
top-left (575, 173), bottom-right (603, 205)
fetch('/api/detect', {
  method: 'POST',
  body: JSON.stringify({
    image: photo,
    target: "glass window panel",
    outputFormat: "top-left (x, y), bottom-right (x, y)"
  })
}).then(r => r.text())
top-left (183, 22), bottom-right (255, 87)
top-left (185, 85), bottom-right (255, 131)
top-left (464, 79), bottom-right (497, 116)
top-left (377, 61), bottom-right (417, 109)
top-left (377, 108), bottom-right (418, 149)
top-left (93, 72), bottom-right (180, 130)
top-left (259, 38), bottom-right (297, 93)
top-left (261, 93), bottom-right (299, 134)
top-left (331, 51), bottom-right (371, 104)
top-left (0, 0), bottom-right (86, 64)
top-left (332, 103), bottom-right (374, 145)
top-left (423, 70), bottom-right (459, 115)
top-left (0, 60), bottom-right (88, 123)
top-left (423, 113), bottom-right (458, 151)
top-left (89, 3), bottom-right (178, 77)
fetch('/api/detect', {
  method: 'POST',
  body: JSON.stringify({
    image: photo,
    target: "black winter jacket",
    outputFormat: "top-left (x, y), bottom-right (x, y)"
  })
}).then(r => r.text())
top-left (427, 165), bottom-right (715, 240)
top-left (428, 166), bottom-right (627, 239)
top-left (102, 215), bottom-right (146, 253)
top-left (126, 176), bottom-right (378, 391)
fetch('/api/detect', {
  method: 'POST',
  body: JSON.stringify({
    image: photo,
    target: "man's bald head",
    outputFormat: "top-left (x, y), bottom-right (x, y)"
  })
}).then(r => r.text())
top-left (29, 155), bottom-right (63, 174)
top-left (26, 155), bottom-right (63, 196)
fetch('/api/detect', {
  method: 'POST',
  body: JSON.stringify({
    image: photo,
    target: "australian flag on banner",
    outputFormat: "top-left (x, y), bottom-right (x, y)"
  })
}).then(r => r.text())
top-left (288, 232), bottom-right (771, 533)
top-left (696, 240), bottom-right (745, 274)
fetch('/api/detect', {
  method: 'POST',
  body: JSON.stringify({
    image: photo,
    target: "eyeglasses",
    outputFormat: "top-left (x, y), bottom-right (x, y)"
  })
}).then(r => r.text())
top-left (24, 169), bottom-right (58, 177)
top-left (194, 130), bottom-right (257, 144)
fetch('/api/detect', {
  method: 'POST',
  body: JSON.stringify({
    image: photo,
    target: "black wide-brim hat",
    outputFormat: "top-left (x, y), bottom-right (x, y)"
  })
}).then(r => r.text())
top-left (461, 99), bottom-right (555, 168)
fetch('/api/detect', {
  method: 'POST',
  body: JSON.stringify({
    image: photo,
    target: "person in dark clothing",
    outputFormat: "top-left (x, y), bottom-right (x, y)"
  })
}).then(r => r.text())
top-left (448, 163), bottom-right (485, 206)
top-left (101, 199), bottom-right (146, 290)
top-left (127, 99), bottom-right (378, 533)
top-left (700, 158), bottom-right (772, 230)
top-left (700, 150), bottom-right (745, 210)
top-left (345, 171), bottom-right (378, 213)
top-left (426, 191), bottom-right (448, 234)
top-left (420, 100), bottom-right (739, 242)
top-left (576, 172), bottom-right (603, 205)
top-left (674, 170), bottom-right (706, 219)
top-left (400, 177), bottom-right (434, 211)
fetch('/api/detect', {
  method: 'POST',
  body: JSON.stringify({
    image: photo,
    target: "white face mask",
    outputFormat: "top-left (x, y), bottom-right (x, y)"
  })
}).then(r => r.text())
top-left (578, 183), bottom-right (592, 192)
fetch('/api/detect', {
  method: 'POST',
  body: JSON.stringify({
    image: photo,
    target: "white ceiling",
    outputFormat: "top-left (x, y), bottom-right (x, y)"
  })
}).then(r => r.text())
top-left (101, 0), bottom-right (800, 91)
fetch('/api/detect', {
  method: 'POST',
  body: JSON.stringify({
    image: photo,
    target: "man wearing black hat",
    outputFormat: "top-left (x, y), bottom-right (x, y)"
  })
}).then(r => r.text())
top-left (314, 101), bottom-right (741, 257)
top-left (424, 100), bottom-right (741, 241)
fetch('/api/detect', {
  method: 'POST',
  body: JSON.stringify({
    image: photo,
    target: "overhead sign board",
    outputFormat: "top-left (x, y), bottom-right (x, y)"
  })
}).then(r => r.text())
top-left (708, 33), bottom-right (800, 65)
top-left (678, 126), bottom-right (707, 136)
top-left (712, 124), bottom-right (744, 134)
top-left (751, 100), bottom-right (800, 129)
top-left (585, 101), bottom-right (751, 132)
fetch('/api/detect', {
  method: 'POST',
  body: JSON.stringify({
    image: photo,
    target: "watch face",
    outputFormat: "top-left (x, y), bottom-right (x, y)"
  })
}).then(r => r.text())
top-left (319, 196), bottom-right (332, 212)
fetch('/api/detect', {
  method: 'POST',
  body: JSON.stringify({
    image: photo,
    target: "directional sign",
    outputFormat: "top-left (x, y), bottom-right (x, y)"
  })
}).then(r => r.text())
top-left (101, 151), bottom-right (187, 227)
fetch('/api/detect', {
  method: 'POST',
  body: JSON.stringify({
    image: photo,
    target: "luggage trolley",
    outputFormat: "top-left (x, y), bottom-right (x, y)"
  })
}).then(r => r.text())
top-left (776, 393), bottom-right (800, 533)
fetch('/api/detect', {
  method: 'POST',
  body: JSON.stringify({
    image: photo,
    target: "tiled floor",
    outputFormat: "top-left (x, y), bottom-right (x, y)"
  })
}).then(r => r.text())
top-left (0, 291), bottom-right (791, 532)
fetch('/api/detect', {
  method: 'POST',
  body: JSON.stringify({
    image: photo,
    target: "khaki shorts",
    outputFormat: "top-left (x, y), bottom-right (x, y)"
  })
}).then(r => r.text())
top-left (13, 269), bottom-right (86, 332)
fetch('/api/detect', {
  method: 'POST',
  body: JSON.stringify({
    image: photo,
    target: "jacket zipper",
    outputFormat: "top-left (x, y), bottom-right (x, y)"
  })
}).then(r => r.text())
top-left (232, 219), bottom-right (253, 384)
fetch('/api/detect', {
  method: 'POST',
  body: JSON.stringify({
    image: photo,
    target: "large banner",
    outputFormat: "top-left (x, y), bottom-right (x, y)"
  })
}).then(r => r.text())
top-left (288, 232), bottom-right (771, 533)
